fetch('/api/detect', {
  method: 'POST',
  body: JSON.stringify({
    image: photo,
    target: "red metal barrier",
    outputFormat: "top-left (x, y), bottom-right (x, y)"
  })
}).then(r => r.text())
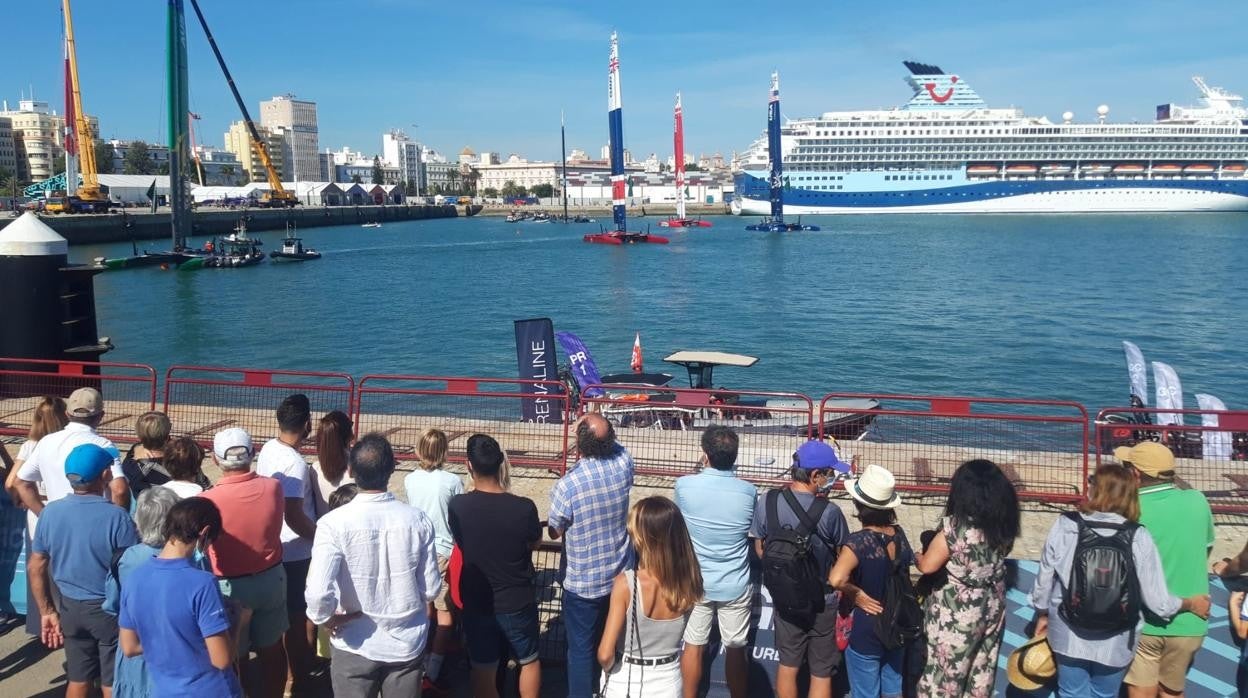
top-left (1094, 407), bottom-right (1248, 514)
top-left (579, 386), bottom-right (815, 483)
top-left (354, 375), bottom-right (571, 472)
top-left (0, 357), bottom-right (157, 445)
top-left (820, 394), bottom-right (1089, 502)
top-left (163, 366), bottom-right (355, 451)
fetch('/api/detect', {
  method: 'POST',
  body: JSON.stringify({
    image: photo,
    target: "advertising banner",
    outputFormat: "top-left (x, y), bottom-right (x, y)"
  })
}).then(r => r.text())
top-left (513, 318), bottom-right (562, 424)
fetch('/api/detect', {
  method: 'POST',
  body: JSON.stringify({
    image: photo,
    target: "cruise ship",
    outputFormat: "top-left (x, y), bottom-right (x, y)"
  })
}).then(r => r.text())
top-left (732, 62), bottom-right (1248, 214)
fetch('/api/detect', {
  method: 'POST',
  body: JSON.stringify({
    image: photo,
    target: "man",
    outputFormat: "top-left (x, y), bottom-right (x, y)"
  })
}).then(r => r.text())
top-left (675, 426), bottom-right (756, 698)
top-left (547, 414), bottom-right (634, 697)
top-left (29, 444), bottom-right (139, 698)
top-left (17, 387), bottom-right (130, 512)
top-left (306, 434), bottom-right (441, 696)
top-left (255, 393), bottom-right (319, 690)
top-left (750, 441), bottom-right (850, 698)
top-left (1119, 441), bottom-right (1215, 698)
top-left (449, 434), bottom-right (543, 698)
top-left (199, 427), bottom-right (289, 698)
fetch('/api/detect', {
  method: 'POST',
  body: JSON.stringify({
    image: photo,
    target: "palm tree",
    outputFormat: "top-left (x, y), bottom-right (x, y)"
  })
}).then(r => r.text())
top-left (446, 169), bottom-right (460, 195)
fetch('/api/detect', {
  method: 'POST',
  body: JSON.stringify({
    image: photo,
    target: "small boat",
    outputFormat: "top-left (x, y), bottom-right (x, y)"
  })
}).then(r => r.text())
top-left (269, 226), bottom-right (321, 262)
top-left (745, 216), bottom-right (820, 232)
top-left (1184, 163), bottom-right (1215, 173)
top-left (505, 211), bottom-right (530, 223)
top-left (1223, 163), bottom-right (1246, 173)
top-left (199, 221), bottom-right (265, 268)
top-left (1081, 163), bottom-right (1111, 175)
top-left (966, 164), bottom-right (999, 175)
top-left (1004, 164), bottom-right (1038, 175)
top-left (1113, 163), bottom-right (1146, 174)
top-left (1040, 164), bottom-right (1072, 176)
top-left (583, 230), bottom-right (670, 245)
top-left (1153, 164), bottom-right (1182, 174)
top-left (531, 211), bottom-right (551, 222)
top-left (661, 93), bottom-right (713, 230)
top-left (659, 217), bottom-right (713, 228)
top-left (361, 221), bottom-right (381, 228)
top-left (573, 215), bottom-right (594, 223)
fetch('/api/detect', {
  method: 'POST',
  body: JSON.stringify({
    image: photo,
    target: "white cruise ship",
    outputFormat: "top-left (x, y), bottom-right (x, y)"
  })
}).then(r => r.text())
top-left (732, 62), bottom-right (1248, 214)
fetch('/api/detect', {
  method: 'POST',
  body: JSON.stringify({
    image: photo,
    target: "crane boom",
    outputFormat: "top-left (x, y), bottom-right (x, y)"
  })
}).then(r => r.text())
top-left (63, 0), bottom-right (103, 202)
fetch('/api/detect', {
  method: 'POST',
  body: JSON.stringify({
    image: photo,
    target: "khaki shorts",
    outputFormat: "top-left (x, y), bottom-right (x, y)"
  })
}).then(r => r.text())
top-left (432, 555), bottom-right (452, 613)
top-left (683, 584), bottom-right (753, 649)
top-left (1124, 634), bottom-right (1204, 692)
top-left (217, 564), bottom-right (289, 656)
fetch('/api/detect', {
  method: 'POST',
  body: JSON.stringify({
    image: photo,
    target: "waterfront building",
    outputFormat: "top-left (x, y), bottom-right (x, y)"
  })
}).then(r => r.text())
top-left (330, 146), bottom-right (367, 166)
top-left (105, 139), bottom-right (170, 175)
top-left (334, 162), bottom-right (400, 185)
top-left (318, 151), bottom-right (334, 181)
top-left (458, 146), bottom-right (477, 165)
top-left (0, 99), bottom-right (97, 183)
top-left (223, 120), bottom-right (287, 184)
top-left (96, 174), bottom-right (184, 205)
top-left (193, 146), bottom-right (245, 185)
top-left (260, 94), bottom-right (320, 182)
top-left (475, 155), bottom-right (559, 193)
top-left (424, 160), bottom-right (458, 193)
top-left (563, 167), bottom-right (731, 205)
top-left (0, 117), bottom-right (17, 182)
top-left (382, 130), bottom-right (423, 191)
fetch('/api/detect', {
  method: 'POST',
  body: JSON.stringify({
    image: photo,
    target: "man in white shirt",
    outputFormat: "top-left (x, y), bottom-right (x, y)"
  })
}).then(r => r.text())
top-left (306, 433), bottom-right (441, 696)
top-left (255, 393), bottom-right (319, 691)
top-left (16, 388), bottom-right (130, 512)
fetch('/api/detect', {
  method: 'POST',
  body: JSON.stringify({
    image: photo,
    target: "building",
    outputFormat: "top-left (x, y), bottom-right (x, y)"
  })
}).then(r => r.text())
top-left (424, 160), bottom-right (458, 193)
top-left (318, 151), bottom-right (334, 181)
top-left (334, 161), bottom-right (400, 185)
top-left (223, 121), bottom-right (287, 184)
top-left (105, 139), bottom-right (170, 175)
top-left (382, 130), bottom-right (423, 191)
top-left (96, 174), bottom-right (190, 205)
top-left (0, 117), bottom-right (16, 181)
top-left (259, 94), bottom-right (319, 181)
top-left (563, 166), bottom-right (731, 204)
top-left (194, 146), bottom-right (244, 185)
top-left (475, 155), bottom-right (558, 193)
top-left (0, 99), bottom-right (97, 183)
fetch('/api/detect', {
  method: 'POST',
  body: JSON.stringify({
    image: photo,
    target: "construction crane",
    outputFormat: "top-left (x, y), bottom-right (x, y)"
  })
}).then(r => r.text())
top-left (187, 0), bottom-right (297, 208)
top-left (46, 0), bottom-right (110, 214)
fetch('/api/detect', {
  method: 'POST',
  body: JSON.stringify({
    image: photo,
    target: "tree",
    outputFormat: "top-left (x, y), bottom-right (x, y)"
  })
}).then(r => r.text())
top-left (482, 187), bottom-right (499, 198)
top-left (123, 141), bottom-right (155, 175)
top-left (53, 153), bottom-right (66, 175)
top-left (446, 169), bottom-right (461, 194)
top-left (371, 156), bottom-right (384, 185)
top-left (0, 166), bottom-right (17, 197)
top-left (532, 183), bottom-right (554, 199)
top-left (403, 179), bottom-right (420, 196)
top-left (500, 180), bottom-right (520, 198)
top-left (94, 142), bottom-right (115, 174)
top-left (220, 165), bottom-right (236, 185)
top-left (351, 174), bottom-right (363, 184)
top-left (686, 163), bottom-right (704, 172)
top-left (157, 162), bottom-right (170, 176)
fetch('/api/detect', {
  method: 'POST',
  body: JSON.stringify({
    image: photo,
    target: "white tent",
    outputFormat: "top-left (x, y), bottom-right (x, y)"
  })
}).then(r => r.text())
top-left (97, 175), bottom-right (198, 205)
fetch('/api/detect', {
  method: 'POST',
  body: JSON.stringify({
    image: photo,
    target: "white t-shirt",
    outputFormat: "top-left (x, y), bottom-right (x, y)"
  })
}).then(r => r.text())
top-left (1240, 593), bottom-right (1248, 622)
top-left (160, 480), bottom-right (205, 499)
top-left (309, 459), bottom-right (354, 519)
top-left (17, 439), bottom-right (44, 537)
top-left (403, 468), bottom-right (464, 558)
top-left (16, 423), bottom-right (124, 503)
top-left (256, 438), bottom-right (315, 561)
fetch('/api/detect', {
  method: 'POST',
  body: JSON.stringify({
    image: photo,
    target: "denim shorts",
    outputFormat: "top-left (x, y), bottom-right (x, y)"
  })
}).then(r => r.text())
top-left (462, 605), bottom-right (541, 668)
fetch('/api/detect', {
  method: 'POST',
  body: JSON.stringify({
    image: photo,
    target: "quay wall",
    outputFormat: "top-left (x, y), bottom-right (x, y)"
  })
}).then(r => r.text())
top-left (476, 202), bottom-right (731, 217)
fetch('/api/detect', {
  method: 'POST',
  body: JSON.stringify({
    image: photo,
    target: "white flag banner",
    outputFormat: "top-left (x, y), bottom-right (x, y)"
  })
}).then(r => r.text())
top-left (1123, 341), bottom-right (1148, 405)
top-left (1152, 362), bottom-right (1184, 426)
top-left (1195, 393), bottom-right (1231, 461)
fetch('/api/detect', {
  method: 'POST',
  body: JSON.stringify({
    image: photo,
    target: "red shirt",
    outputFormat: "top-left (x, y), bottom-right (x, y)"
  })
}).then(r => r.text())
top-left (198, 471), bottom-right (284, 577)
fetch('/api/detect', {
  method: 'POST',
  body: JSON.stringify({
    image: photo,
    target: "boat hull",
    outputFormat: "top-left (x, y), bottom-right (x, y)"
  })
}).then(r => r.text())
top-left (659, 218), bottom-right (713, 228)
top-left (102, 252), bottom-right (192, 269)
top-left (269, 252), bottom-right (321, 262)
top-left (583, 232), bottom-right (670, 245)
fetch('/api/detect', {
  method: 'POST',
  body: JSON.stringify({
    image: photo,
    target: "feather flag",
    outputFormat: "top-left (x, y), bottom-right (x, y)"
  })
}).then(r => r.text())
top-left (630, 333), bottom-right (643, 373)
top-left (1152, 362), bottom-right (1184, 426)
top-left (1195, 393), bottom-right (1231, 461)
top-left (1122, 341), bottom-right (1148, 406)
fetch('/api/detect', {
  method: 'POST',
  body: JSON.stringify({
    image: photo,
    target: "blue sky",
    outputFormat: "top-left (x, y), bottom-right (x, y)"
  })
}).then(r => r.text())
top-left (8, 0), bottom-right (1248, 163)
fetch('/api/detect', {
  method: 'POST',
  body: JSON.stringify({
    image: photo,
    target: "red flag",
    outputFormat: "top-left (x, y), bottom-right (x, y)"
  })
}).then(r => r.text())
top-left (631, 333), bottom-right (643, 373)
top-left (63, 40), bottom-right (76, 157)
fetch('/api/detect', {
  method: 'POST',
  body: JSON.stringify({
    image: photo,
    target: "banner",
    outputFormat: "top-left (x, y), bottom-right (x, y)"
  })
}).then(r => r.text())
top-left (1152, 362), bottom-right (1184, 426)
top-left (1122, 341), bottom-right (1148, 405)
top-left (1195, 393), bottom-right (1231, 461)
top-left (555, 331), bottom-right (604, 398)
top-left (513, 318), bottom-right (562, 424)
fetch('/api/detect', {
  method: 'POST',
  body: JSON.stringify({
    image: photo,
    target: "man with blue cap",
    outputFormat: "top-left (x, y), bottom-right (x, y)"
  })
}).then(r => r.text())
top-left (29, 443), bottom-right (139, 698)
top-left (750, 440), bottom-right (852, 698)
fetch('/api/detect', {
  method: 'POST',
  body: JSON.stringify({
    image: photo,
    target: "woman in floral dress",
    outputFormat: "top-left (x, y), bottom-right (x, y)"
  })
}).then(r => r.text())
top-left (916, 459), bottom-right (1021, 697)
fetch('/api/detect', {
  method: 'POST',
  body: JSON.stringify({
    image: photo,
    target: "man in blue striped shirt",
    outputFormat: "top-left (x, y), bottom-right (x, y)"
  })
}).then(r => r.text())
top-left (548, 414), bottom-right (634, 697)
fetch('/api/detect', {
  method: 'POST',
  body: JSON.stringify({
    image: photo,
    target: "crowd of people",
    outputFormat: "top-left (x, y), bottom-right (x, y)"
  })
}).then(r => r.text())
top-left (0, 386), bottom-right (1240, 698)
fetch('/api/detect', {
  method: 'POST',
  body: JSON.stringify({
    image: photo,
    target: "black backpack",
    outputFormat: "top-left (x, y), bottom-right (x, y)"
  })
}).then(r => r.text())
top-left (761, 489), bottom-right (829, 622)
top-left (1058, 512), bottom-right (1142, 634)
top-left (873, 528), bottom-right (924, 651)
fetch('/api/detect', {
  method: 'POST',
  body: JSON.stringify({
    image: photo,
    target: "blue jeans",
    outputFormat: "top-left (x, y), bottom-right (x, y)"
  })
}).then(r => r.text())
top-left (563, 591), bottom-right (611, 697)
top-left (845, 645), bottom-right (903, 698)
top-left (1055, 655), bottom-right (1128, 698)
top-left (462, 606), bottom-right (541, 668)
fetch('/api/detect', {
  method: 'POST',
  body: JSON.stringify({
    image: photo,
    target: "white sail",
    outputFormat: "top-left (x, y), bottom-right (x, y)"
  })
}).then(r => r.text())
top-left (1122, 341), bottom-right (1148, 405)
top-left (1152, 362), bottom-right (1184, 426)
top-left (1195, 393), bottom-right (1231, 460)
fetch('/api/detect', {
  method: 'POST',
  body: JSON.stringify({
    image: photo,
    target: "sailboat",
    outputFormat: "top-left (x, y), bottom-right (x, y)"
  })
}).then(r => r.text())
top-left (746, 72), bottom-right (819, 232)
top-left (660, 93), bottom-right (711, 228)
top-left (583, 33), bottom-right (668, 245)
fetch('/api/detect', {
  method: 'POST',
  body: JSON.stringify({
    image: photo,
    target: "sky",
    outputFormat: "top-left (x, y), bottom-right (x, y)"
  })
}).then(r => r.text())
top-left (8, 0), bottom-right (1248, 163)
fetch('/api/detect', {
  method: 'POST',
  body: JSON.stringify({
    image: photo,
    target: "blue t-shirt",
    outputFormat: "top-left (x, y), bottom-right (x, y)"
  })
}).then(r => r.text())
top-left (845, 527), bottom-right (914, 656)
top-left (31, 494), bottom-right (138, 601)
top-left (118, 557), bottom-right (240, 698)
top-left (675, 468), bottom-right (757, 601)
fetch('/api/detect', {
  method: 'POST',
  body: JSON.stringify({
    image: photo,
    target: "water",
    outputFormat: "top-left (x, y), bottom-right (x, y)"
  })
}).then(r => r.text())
top-left (76, 213), bottom-right (1247, 410)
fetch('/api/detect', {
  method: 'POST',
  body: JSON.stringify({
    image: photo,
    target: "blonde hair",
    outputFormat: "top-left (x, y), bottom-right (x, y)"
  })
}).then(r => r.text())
top-left (1080, 463), bottom-right (1141, 521)
top-left (28, 397), bottom-right (68, 442)
top-left (627, 497), bottom-right (704, 614)
top-left (135, 411), bottom-right (172, 451)
top-left (417, 428), bottom-right (448, 471)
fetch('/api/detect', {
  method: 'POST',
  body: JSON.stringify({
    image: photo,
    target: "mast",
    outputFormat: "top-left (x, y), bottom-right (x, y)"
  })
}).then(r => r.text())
top-left (674, 92), bottom-right (685, 221)
top-left (61, 32), bottom-right (78, 200)
top-left (167, 0), bottom-right (191, 250)
top-left (767, 71), bottom-right (784, 222)
top-left (607, 32), bottom-right (626, 232)
top-left (560, 110), bottom-right (568, 221)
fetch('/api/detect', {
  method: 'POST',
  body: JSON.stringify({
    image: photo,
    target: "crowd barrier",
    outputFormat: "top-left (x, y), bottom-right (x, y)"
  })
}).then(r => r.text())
top-left (1095, 407), bottom-right (1248, 514)
top-left (0, 358), bottom-right (157, 445)
top-left (578, 386), bottom-right (815, 482)
top-left (355, 375), bottom-right (571, 473)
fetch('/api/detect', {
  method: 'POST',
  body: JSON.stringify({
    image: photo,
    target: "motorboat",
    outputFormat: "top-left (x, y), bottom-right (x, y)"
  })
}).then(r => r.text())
top-left (1004, 164), bottom-right (1038, 175)
top-left (269, 232), bottom-right (321, 262)
top-left (505, 210), bottom-right (530, 223)
top-left (1153, 164), bottom-right (1182, 174)
top-left (966, 164), bottom-right (998, 176)
top-left (1184, 163), bottom-right (1215, 173)
top-left (1113, 163), bottom-right (1146, 174)
top-left (361, 221), bottom-right (382, 228)
top-left (745, 217), bottom-right (820, 232)
top-left (191, 221), bottom-right (264, 269)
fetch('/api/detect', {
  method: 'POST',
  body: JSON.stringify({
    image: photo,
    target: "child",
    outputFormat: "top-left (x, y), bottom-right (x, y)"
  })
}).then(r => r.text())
top-left (315, 483), bottom-right (359, 660)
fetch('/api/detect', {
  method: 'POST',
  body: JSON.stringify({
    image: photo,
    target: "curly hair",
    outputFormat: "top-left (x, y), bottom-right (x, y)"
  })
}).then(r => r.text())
top-left (944, 459), bottom-right (1021, 554)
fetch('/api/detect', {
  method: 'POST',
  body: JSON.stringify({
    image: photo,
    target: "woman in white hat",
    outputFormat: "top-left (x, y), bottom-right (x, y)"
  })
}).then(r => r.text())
top-left (829, 464), bottom-right (912, 698)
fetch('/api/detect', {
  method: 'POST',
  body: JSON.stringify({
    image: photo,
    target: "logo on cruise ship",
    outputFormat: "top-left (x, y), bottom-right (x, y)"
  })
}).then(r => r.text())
top-left (923, 76), bottom-right (958, 103)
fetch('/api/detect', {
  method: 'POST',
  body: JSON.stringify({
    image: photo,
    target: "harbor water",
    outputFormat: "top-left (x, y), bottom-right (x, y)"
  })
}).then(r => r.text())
top-left (75, 213), bottom-right (1247, 409)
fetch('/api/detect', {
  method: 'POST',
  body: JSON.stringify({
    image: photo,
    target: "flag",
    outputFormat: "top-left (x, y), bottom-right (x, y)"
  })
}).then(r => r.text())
top-left (1152, 362), bottom-right (1183, 426)
top-left (63, 40), bottom-right (77, 157)
top-left (1195, 394), bottom-right (1231, 460)
top-left (146, 179), bottom-right (157, 200)
top-left (631, 332), bottom-right (643, 373)
top-left (1122, 341), bottom-right (1147, 405)
top-left (513, 318), bottom-right (562, 424)
top-left (556, 331), bottom-right (604, 398)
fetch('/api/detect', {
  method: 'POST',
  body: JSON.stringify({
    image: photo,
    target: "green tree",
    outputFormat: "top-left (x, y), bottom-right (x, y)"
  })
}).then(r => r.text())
top-left (371, 156), bottom-right (384, 185)
top-left (0, 166), bottom-right (17, 197)
top-left (685, 163), bottom-right (703, 172)
top-left (500, 180), bottom-right (520, 198)
top-left (351, 174), bottom-right (363, 184)
top-left (53, 153), bottom-right (66, 175)
top-left (123, 141), bottom-right (155, 175)
top-left (446, 169), bottom-right (461, 194)
top-left (157, 162), bottom-right (170, 176)
top-left (220, 165), bottom-right (236, 185)
top-left (532, 183), bottom-right (554, 199)
top-left (482, 187), bottom-right (499, 198)
top-left (94, 141), bottom-right (115, 174)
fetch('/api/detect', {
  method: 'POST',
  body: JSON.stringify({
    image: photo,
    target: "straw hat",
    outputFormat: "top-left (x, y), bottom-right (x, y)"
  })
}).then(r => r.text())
top-left (1006, 636), bottom-right (1056, 691)
top-left (844, 463), bottom-right (901, 510)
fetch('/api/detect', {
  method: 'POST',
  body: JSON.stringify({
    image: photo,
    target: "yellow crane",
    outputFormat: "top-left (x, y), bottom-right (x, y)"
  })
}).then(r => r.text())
top-left (46, 0), bottom-right (110, 214)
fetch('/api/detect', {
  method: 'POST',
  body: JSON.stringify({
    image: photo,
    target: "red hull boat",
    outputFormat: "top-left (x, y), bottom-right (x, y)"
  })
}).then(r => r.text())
top-left (659, 218), bottom-right (712, 228)
top-left (583, 231), bottom-right (670, 245)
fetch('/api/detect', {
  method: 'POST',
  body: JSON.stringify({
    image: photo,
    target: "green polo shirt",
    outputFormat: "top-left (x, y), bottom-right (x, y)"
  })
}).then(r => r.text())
top-left (1138, 482), bottom-right (1214, 637)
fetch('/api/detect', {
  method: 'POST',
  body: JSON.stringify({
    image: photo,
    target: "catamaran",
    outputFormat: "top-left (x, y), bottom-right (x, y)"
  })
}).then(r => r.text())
top-left (744, 73), bottom-right (819, 232)
top-left (660, 93), bottom-right (711, 228)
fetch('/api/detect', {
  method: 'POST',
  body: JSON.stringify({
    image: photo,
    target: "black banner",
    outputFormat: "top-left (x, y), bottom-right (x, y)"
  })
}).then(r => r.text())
top-left (513, 318), bottom-right (562, 424)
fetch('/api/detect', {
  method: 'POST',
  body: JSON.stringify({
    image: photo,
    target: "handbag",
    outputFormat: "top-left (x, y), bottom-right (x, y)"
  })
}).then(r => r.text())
top-left (595, 568), bottom-right (644, 698)
top-left (835, 593), bottom-right (854, 651)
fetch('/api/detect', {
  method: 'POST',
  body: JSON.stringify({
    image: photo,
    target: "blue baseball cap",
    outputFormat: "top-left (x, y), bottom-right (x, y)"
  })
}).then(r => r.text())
top-left (64, 443), bottom-right (114, 484)
top-left (793, 440), bottom-right (850, 474)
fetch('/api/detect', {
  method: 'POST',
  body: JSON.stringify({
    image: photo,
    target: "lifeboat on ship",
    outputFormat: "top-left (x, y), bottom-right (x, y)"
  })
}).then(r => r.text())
top-left (966, 164), bottom-right (998, 176)
top-left (1223, 163), bottom-right (1246, 173)
top-left (1153, 163), bottom-right (1182, 174)
top-left (1081, 163), bottom-right (1111, 175)
top-left (1113, 163), bottom-right (1146, 174)
top-left (1040, 164), bottom-right (1072, 176)
top-left (1004, 164), bottom-right (1038, 176)
top-left (1184, 163), bottom-right (1215, 174)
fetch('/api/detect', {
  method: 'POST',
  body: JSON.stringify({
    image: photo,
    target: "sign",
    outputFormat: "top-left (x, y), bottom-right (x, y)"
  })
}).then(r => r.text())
top-left (556, 331), bottom-right (604, 398)
top-left (513, 318), bottom-right (562, 424)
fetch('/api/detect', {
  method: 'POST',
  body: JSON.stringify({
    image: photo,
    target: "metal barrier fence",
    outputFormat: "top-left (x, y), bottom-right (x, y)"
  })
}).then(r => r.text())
top-left (0, 358), bottom-right (157, 445)
top-left (1094, 407), bottom-right (1248, 514)
top-left (354, 376), bottom-right (571, 472)
top-left (579, 386), bottom-right (815, 483)
top-left (533, 540), bottom-right (565, 664)
top-left (163, 366), bottom-right (355, 451)
top-left (821, 394), bottom-right (1090, 502)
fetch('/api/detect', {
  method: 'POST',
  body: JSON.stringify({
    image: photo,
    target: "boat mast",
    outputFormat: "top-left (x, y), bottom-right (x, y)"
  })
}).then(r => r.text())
top-left (561, 110), bottom-right (569, 221)
top-left (62, 0), bottom-right (99, 202)
top-left (674, 92), bottom-right (685, 221)
top-left (608, 32), bottom-right (627, 233)
top-left (768, 71), bottom-right (784, 222)
top-left (60, 26), bottom-right (78, 203)
top-left (166, 0), bottom-right (191, 250)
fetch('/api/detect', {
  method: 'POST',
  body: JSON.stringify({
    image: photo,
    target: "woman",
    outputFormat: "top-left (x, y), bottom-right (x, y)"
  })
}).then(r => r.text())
top-left (6, 397), bottom-right (66, 636)
top-left (1231, 589), bottom-right (1248, 696)
top-left (915, 459), bottom-right (1020, 697)
top-left (105, 487), bottom-right (181, 698)
top-left (1030, 463), bottom-right (1211, 698)
top-left (403, 428), bottom-right (463, 684)
top-left (119, 497), bottom-right (245, 697)
top-left (121, 412), bottom-right (173, 499)
top-left (597, 497), bottom-right (704, 698)
top-left (309, 411), bottom-right (354, 517)
top-left (158, 437), bottom-right (208, 499)
top-left (830, 463), bottom-right (912, 698)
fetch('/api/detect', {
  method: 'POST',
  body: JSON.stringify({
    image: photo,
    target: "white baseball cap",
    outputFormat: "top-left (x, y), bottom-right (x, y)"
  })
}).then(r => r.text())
top-left (213, 427), bottom-right (253, 467)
